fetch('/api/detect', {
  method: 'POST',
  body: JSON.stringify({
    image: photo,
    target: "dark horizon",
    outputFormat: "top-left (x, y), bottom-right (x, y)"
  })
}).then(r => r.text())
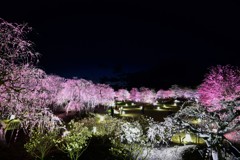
top-left (1, 0), bottom-right (240, 89)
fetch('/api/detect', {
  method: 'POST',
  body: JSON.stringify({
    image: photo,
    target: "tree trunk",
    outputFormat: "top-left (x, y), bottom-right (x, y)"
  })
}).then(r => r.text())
top-left (0, 127), bottom-right (6, 145)
top-left (110, 106), bottom-right (114, 117)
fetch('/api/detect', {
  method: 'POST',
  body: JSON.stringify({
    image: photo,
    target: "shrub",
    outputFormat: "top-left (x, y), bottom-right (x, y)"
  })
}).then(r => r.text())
top-left (24, 129), bottom-right (58, 160)
top-left (81, 114), bottom-right (122, 138)
top-left (54, 120), bottom-right (92, 160)
top-left (110, 119), bottom-right (151, 160)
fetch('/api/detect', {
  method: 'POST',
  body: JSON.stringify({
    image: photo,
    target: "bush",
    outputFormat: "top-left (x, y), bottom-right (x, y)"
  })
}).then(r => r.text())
top-left (110, 119), bottom-right (152, 160)
top-left (24, 129), bottom-right (58, 160)
top-left (80, 114), bottom-right (122, 138)
top-left (54, 120), bottom-right (92, 160)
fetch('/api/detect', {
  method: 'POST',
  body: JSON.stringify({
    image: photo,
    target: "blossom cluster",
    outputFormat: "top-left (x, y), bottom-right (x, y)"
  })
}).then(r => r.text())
top-left (120, 121), bottom-right (142, 144)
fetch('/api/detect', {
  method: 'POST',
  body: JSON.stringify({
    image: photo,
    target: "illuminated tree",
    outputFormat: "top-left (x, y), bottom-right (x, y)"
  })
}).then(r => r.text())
top-left (182, 89), bottom-right (199, 101)
top-left (155, 89), bottom-right (175, 99)
top-left (149, 66), bottom-right (240, 159)
top-left (95, 83), bottom-right (115, 106)
top-left (40, 75), bottom-right (66, 111)
top-left (155, 89), bottom-right (164, 100)
top-left (57, 79), bottom-right (89, 113)
top-left (170, 85), bottom-right (198, 100)
top-left (0, 18), bottom-right (38, 96)
top-left (148, 101), bottom-right (240, 160)
top-left (139, 87), bottom-right (156, 104)
top-left (115, 89), bottom-right (130, 102)
top-left (0, 18), bottom-right (37, 118)
top-left (129, 88), bottom-right (141, 102)
top-left (1, 67), bottom-right (61, 132)
top-left (0, 18), bottom-right (38, 114)
top-left (0, 19), bottom-right (60, 137)
top-left (197, 65), bottom-right (240, 146)
top-left (0, 18), bottom-right (38, 65)
top-left (56, 79), bottom-right (115, 113)
top-left (198, 65), bottom-right (240, 111)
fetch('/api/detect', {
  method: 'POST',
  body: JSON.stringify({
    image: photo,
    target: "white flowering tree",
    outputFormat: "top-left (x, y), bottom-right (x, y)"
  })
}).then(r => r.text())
top-left (147, 100), bottom-right (240, 160)
top-left (110, 119), bottom-right (152, 160)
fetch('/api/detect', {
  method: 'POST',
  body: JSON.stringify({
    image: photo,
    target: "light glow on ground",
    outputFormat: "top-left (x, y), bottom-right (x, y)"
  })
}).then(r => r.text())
top-left (171, 132), bottom-right (205, 144)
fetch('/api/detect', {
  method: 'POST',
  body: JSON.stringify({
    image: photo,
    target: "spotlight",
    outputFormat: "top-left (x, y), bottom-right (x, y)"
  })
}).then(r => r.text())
top-left (92, 126), bottom-right (97, 133)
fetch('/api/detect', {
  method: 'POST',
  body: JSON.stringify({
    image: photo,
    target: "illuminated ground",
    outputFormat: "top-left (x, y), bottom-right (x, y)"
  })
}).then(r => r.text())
top-left (113, 102), bottom-right (179, 122)
top-left (111, 101), bottom-right (206, 145)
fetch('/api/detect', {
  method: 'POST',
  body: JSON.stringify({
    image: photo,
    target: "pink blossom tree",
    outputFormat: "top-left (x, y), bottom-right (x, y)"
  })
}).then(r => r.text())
top-left (163, 90), bottom-right (175, 99)
top-left (139, 87), bottom-right (156, 104)
top-left (0, 19), bottom-right (61, 138)
top-left (155, 89), bottom-right (165, 99)
top-left (182, 89), bottom-right (199, 101)
top-left (198, 65), bottom-right (240, 111)
top-left (170, 85), bottom-right (184, 98)
top-left (130, 88), bottom-right (141, 102)
top-left (95, 83), bottom-right (115, 106)
top-left (39, 75), bottom-right (66, 111)
top-left (170, 85), bottom-right (199, 101)
top-left (198, 65), bottom-right (240, 145)
top-left (115, 89), bottom-right (130, 102)
top-left (56, 78), bottom-right (115, 113)
top-left (0, 65), bottom-right (62, 137)
top-left (0, 18), bottom-right (39, 120)
top-left (77, 79), bottom-right (99, 110)
top-left (156, 90), bottom-right (175, 99)
top-left (56, 79), bottom-right (87, 113)
top-left (0, 18), bottom-right (38, 66)
top-left (0, 18), bottom-right (38, 108)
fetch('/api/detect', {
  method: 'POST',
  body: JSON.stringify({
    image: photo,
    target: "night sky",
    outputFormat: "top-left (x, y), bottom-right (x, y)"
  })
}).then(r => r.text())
top-left (1, 0), bottom-right (240, 89)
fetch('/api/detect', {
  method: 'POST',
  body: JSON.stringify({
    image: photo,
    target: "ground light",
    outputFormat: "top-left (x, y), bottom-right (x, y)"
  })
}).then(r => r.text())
top-left (99, 116), bottom-right (104, 122)
top-left (119, 106), bottom-right (123, 114)
top-left (162, 104), bottom-right (177, 109)
top-left (154, 107), bottom-right (169, 111)
top-left (171, 132), bottom-right (205, 144)
top-left (10, 115), bottom-right (15, 120)
top-left (98, 115), bottom-right (105, 122)
top-left (197, 118), bottom-right (201, 123)
top-left (190, 118), bottom-right (202, 125)
top-left (92, 126), bottom-right (97, 134)
top-left (185, 133), bottom-right (192, 142)
top-left (174, 100), bottom-right (180, 103)
top-left (113, 109), bottom-right (119, 114)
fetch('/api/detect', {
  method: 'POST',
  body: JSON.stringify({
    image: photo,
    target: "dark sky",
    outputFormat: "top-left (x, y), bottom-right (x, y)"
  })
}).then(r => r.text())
top-left (1, 0), bottom-right (240, 89)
